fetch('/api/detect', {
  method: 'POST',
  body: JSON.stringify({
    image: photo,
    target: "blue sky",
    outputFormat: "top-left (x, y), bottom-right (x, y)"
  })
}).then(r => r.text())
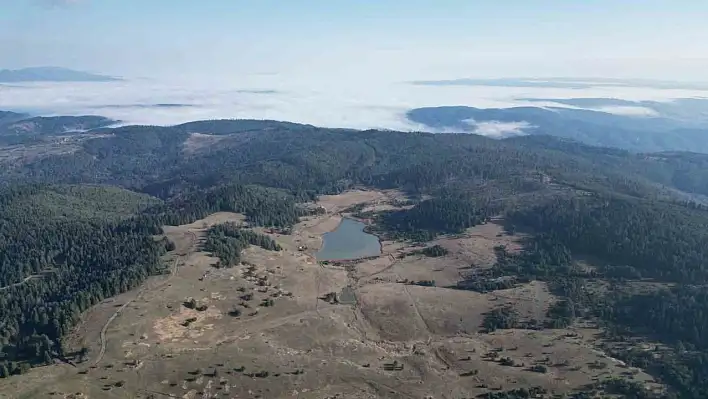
top-left (2, 0), bottom-right (708, 80)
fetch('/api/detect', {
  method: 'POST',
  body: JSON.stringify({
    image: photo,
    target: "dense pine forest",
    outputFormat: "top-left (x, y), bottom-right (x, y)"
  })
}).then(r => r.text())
top-left (1, 117), bottom-right (708, 397)
top-left (369, 195), bottom-right (490, 241)
top-left (0, 186), bottom-right (168, 376)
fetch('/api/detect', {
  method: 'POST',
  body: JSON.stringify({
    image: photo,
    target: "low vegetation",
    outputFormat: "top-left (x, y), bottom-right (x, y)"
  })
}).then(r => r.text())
top-left (419, 244), bottom-right (449, 257)
top-left (482, 307), bottom-right (519, 332)
top-left (477, 386), bottom-right (547, 399)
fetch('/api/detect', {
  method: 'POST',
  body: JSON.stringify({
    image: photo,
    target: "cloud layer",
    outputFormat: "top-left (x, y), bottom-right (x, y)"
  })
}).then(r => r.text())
top-left (1, 76), bottom-right (707, 134)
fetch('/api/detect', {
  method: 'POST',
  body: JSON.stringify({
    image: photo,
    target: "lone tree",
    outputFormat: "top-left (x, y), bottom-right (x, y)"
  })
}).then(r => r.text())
top-left (78, 347), bottom-right (89, 362)
top-left (43, 351), bottom-right (53, 365)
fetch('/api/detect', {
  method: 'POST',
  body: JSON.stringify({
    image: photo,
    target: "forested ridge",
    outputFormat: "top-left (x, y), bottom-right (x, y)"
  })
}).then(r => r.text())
top-left (1, 117), bottom-right (708, 396)
top-left (0, 114), bottom-right (114, 145)
top-left (4, 119), bottom-right (708, 201)
top-left (509, 195), bottom-right (708, 283)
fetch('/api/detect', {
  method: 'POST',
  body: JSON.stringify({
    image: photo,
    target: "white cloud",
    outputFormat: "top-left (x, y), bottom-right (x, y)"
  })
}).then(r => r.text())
top-left (593, 106), bottom-right (659, 116)
top-left (468, 120), bottom-right (534, 138)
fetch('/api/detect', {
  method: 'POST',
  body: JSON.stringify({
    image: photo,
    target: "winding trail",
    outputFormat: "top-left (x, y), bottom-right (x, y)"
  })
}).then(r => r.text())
top-left (315, 261), bottom-right (323, 316)
top-left (399, 272), bottom-right (434, 337)
top-left (92, 230), bottom-right (196, 366)
top-left (306, 208), bottom-right (335, 317)
top-left (0, 275), bottom-right (41, 292)
top-left (0, 270), bottom-right (56, 292)
top-left (91, 292), bottom-right (141, 366)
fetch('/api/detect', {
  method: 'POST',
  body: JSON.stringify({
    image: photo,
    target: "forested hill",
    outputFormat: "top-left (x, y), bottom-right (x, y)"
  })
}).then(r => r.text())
top-left (1, 118), bottom-right (707, 200)
top-left (0, 185), bottom-right (169, 377)
top-left (0, 114), bottom-right (116, 145)
top-left (2, 117), bottom-right (708, 395)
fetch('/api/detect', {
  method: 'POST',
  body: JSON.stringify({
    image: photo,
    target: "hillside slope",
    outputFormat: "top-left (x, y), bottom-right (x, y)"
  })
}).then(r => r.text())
top-left (1, 118), bottom-right (706, 200)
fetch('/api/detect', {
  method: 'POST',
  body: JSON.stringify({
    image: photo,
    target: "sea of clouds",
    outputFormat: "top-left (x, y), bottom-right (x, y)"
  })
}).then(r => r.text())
top-left (1, 74), bottom-right (707, 136)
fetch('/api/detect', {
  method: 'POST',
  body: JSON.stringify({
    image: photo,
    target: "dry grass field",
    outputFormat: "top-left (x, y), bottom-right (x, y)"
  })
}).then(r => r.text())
top-left (0, 190), bottom-right (657, 399)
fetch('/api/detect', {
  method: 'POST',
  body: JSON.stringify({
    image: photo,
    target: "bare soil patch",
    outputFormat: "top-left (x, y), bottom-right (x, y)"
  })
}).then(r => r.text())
top-left (315, 189), bottom-right (394, 212)
top-left (434, 219), bottom-right (526, 268)
top-left (183, 132), bottom-right (229, 154)
top-left (0, 134), bottom-right (110, 167)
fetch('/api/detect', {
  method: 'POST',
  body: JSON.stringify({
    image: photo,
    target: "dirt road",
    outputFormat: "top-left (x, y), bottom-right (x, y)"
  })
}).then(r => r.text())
top-left (92, 231), bottom-right (196, 366)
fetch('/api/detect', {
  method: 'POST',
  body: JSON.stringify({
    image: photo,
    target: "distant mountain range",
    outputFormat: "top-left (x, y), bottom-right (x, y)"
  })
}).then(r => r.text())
top-left (407, 100), bottom-right (708, 153)
top-left (0, 111), bottom-right (116, 145)
top-left (410, 77), bottom-right (708, 91)
top-left (0, 111), bottom-right (28, 126)
top-left (0, 67), bottom-right (119, 82)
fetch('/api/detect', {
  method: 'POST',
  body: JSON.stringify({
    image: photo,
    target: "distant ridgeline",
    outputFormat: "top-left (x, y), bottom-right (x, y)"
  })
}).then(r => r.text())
top-left (407, 102), bottom-right (708, 154)
top-left (1, 117), bottom-right (708, 396)
top-left (0, 67), bottom-right (119, 82)
top-left (0, 112), bottom-right (116, 145)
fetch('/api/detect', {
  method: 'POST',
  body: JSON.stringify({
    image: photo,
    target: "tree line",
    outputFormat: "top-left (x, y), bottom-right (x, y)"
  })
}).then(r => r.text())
top-left (204, 222), bottom-right (281, 268)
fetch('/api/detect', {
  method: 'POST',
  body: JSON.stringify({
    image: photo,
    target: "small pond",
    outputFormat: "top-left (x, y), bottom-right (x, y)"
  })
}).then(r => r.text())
top-left (316, 218), bottom-right (381, 261)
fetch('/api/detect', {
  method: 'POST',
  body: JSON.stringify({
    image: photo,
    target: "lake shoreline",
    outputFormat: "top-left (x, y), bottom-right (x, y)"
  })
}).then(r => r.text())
top-left (316, 216), bottom-right (382, 261)
top-left (340, 214), bottom-right (388, 258)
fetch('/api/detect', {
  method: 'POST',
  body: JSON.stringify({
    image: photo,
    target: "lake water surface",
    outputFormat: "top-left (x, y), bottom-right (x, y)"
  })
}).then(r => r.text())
top-left (316, 218), bottom-right (381, 261)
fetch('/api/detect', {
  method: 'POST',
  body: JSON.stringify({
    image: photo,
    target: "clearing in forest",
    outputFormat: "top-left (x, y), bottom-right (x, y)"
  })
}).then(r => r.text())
top-left (0, 190), bottom-right (657, 399)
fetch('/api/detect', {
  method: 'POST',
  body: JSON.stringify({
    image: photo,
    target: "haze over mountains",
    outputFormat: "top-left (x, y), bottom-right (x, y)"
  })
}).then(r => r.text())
top-left (412, 77), bottom-right (708, 91)
top-left (407, 101), bottom-right (708, 153)
top-left (0, 67), bottom-right (119, 82)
